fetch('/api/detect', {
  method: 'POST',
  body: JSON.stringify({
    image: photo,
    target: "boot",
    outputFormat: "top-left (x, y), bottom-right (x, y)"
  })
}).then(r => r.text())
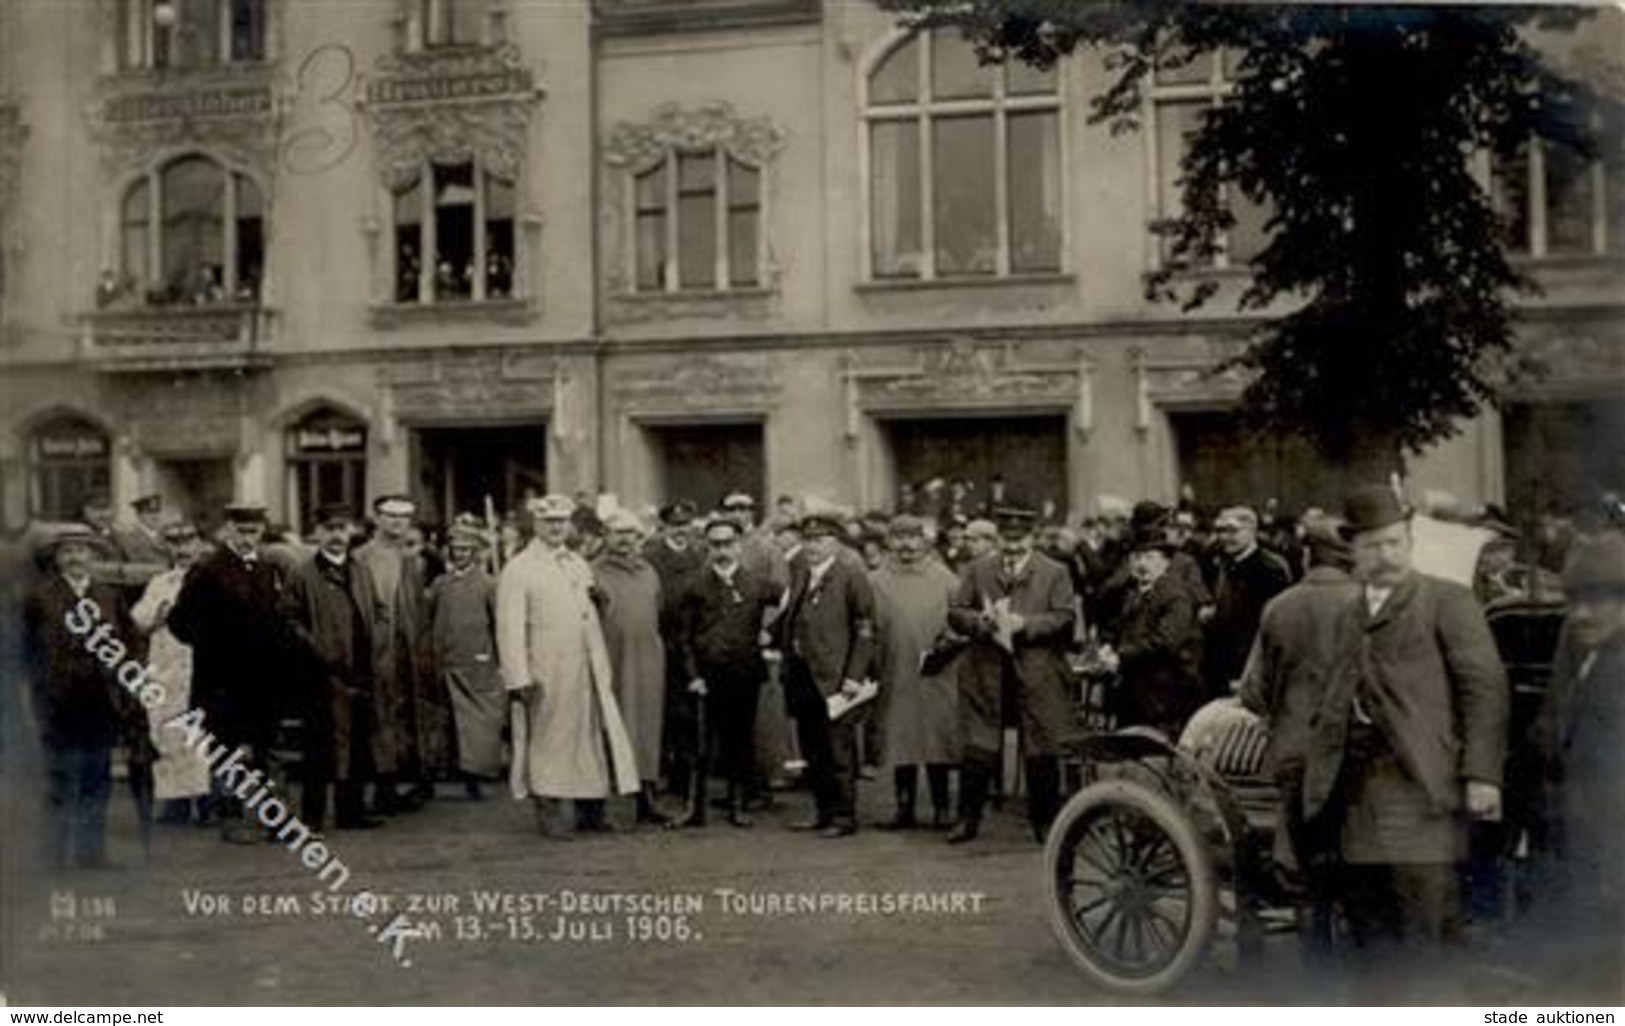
top-left (1025, 756), bottom-right (1061, 845)
top-left (673, 772), bottom-right (707, 828)
top-left (725, 784), bottom-right (753, 828)
top-left (534, 798), bottom-right (575, 841)
top-left (881, 767), bottom-right (918, 829)
top-left (636, 787), bottom-right (669, 827)
top-left (926, 764), bottom-right (952, 830)
top-left (948, 764), bottom-right (989, 845)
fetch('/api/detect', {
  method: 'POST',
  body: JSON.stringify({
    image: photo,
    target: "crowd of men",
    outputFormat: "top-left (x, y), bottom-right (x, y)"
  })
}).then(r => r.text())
top-left (14, 481), bottom-right (1623, 986)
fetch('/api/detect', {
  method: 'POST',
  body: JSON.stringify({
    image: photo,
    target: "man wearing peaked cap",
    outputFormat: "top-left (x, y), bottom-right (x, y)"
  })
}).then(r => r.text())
top-left (428, 517), bottom-right (505, 805)
top-left (1298, 483), bottom-right (1507, 962)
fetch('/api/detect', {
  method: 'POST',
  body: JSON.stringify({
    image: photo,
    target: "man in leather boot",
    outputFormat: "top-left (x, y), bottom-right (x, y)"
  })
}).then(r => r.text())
top-left (881, 767), bottom-right (919, 829)
top-left (948, 759), bottom-right (992, 843)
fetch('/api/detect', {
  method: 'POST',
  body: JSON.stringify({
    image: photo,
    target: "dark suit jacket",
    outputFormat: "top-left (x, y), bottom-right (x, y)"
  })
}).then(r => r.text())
top-left (948, 550), bottom-right (1076, 754)
top-left (22, 576), bottom-right (136, 749)
top-left (779, 549), bottom-right (876, 700)
top-left (283, 552), bottom-right (379, 775)
top-left (1203, 546), bottom-right (1293, 692)
top-left (675, 564), bottom-right (778, 686)
top-left (1304, 572), bottom-right (1508, 820)
top-left (169, 545), bottom-right (294, 749)
top-left (1113, 573), bottom-right (1202, 732)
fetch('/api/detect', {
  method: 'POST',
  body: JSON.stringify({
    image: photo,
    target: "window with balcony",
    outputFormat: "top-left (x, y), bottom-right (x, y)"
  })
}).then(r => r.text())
top-left (1490, 131), bottom-right (1622, 259)
top-left (1148, 50), bottom-right (1269, 271)
top-left (29, 416), bottom-right (112, 523)
top-left (393, 159), bottom-right (515, 304)
top-left (864, 28), bottom-right (1063, 282)
top-left (116, 0), bottom-right (266, 72)
top-left (118, 153), bottom-right (263, 306)
top-left (632, 150), bottom-right (762, 292)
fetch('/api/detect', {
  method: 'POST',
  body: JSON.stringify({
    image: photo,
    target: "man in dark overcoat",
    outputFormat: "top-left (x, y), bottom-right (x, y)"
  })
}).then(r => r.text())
top-left (644, 501), bottom-right (706, 801)
top-left (777, 506), bottom-right (876, 838)
top-left (168, 503), bottom-right (295, 843)
top-left (282, 506), bottom-right (382, 832)
top-left (1202, 505), bottom-right (1292, 700)
top-left (946, 507), bottom-right (1076, 844)
top-left (1527, 530), bottom-right (1625, 997)
top-left (1302, 486), bottom-right (1507, 958)
top-left (22, 527), bottom-right (138, 868)
top-left (1104, 525), bottom-right (1203, 739)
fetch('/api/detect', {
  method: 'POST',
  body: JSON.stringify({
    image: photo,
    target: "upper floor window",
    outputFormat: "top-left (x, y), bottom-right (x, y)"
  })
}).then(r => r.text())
top-left (1490, 131), bottom-right (1622, 259)
top-left (1148, 50), bottom-right (1268, 271)
top-left (118, 153), bottom-right (263, 306)
top-left (116, 0), bottom-right (266, 72)
top-left (633, 150), bottom-right (763, 292)
top-left (864, 28), bottom-right (1063, 281)
top-left (394, 159), bottom-right (515, 304)
top-left (421, 0), bottom-right (487, 46)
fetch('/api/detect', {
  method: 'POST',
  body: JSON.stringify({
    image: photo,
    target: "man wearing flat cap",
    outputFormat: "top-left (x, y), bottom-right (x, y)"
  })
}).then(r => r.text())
top-left (497, 494), bottom-right (639, 837)
top-left (1527, 530), bottom-right (1625, 994)
top-left (947, 506), bottom-right (1077, 843)
top-left (1302, 485), bottom-right (1507, 963)
top-left (428, 523), bottom-right (505, 801)
top-left (354, 494), bottom-right (443, 812)
top-left (282, 506), bottom-right (382, 831)
top-left (777, 504), bottom-right (876, 837)
top-left (169, 503), bottom-right (298, 842)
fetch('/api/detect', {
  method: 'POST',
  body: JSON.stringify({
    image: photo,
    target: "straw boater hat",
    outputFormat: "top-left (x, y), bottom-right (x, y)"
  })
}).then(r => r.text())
top-left (602, 508), bottom-right (643, 534)
top-left (39, 524), bottom-right (101, 558)
top-left (372, 495), bottom-right (416, 517)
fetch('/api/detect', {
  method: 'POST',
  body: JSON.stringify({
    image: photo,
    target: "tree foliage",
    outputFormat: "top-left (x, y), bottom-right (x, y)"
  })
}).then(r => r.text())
top-left (879, 1), bottom-right (1615, 466)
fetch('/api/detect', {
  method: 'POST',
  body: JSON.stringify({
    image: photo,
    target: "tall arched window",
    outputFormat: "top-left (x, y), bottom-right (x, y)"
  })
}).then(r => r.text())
top-left (864, 28), bottom-right (1063, 281)
top-left (28, 416), bottom-right (112, 522)
top-left (120, 154), bottom-right (264, 305)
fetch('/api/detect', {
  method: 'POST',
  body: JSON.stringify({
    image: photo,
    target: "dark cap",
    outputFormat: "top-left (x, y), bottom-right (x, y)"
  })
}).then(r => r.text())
top-left (311, 504), bottom-right (355, 528)
top-left (1340, 485), bottom-right (1412, 540)
top-left (659, 501), bottom-right (697, 528)
top-left (1130, 500), bottom-right (1170, 530)
top-left (224, 503), bottom-right (268, 523)
top-left (993, 506), bottom-right (1038, 538)
top-left (799, 511), bottom-right (846, 538)
top-left (131, 494), bottom-right (163, 513)
top-left (1129, 525), bottom-right (1180, 555)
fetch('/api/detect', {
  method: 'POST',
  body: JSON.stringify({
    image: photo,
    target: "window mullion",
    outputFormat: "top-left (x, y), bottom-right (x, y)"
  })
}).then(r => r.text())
top-left (218, 0), bottom-right (231, 65)
top-left (919, 33), bottom-right (935, 280)
top-left (421, 164), bottom-right (436, 302)
top-left (623, 173), bottom-right (638, 292)
top-left (223, 170), bottom-right (239, 297)
top-left (664, 151), bottom-right (679, 292)
top-left (146, 170), bottom-right (161, 290)
top-left (473, 158), bottom-right (488, 301)
top-left (1591, 153), bottom-right (1607, 256)
top-left (715, 149), bottom-right (731, 290)
top-left (993, 71), bottom-right (1010, 276)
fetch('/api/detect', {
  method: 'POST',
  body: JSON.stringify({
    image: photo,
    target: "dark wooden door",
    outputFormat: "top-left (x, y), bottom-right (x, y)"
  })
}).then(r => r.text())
top-left (415, 424), bottom-right (548, 526)
top-left (653, 423), bottom-right (764, 512)
top-left (887, 414), bottom-right (1067, 516)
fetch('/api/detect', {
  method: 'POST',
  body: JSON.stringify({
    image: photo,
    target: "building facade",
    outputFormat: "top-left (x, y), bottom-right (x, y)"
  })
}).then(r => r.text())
top-left (1, 0), bottom-right (1621, 534)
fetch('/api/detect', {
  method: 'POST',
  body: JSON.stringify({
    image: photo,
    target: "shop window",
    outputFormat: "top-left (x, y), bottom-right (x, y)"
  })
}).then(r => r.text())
top-left (285, 409), bottom-right (368, 535)
top-left (28, 416), bottom-right (112, 523)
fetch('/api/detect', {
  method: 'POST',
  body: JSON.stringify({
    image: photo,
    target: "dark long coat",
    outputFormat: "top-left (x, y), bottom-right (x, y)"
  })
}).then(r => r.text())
top-left (1113, 572), bottom-right (1203, 735)
top-left (1203, 546), bottom-right (1293, 696)
top-left (283, 552), bottom-right (378, 782)
top-left (168, 546), bottom-right (293, 752)
top-left (23, 576), bottom-right (137, 749)
top-left (947, 551), bottom-right (1076, 759)
top-left (353, 539), bottom-right (443, 776)
top-left (1303, 572), bottom-right (1508, 862)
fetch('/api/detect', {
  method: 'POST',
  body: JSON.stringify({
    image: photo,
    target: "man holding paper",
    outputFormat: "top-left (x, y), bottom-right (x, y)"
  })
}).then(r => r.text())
top-left (947, 507), bottom-right (1077, 844)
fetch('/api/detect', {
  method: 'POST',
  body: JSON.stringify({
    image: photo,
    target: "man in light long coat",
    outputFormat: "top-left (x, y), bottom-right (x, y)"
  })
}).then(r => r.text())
top-left (497, 494), bottom-right (639, 838)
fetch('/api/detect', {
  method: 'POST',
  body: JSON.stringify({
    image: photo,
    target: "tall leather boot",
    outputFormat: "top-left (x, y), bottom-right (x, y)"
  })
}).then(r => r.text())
top-left (675, 769), bottom-right (707, 828)
top-left (1025, 756), bottom-right (1061, 844)
top-left (882, 766), bottom-right (918, 829)
top-left (948, 764), bottom-right (988, 844)
top-left (926, 764), bottom-right (952, 830)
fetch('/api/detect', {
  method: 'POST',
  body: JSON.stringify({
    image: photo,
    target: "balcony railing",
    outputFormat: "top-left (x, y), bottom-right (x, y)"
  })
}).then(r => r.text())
top-left (82, 303), bottom-right (275, 372)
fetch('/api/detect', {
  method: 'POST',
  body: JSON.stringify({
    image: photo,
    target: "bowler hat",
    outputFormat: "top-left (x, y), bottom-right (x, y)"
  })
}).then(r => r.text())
top-left (1562, 531), bottom-right (1625, 596)
top-left (1340, 485), bottom-right (1412, 539)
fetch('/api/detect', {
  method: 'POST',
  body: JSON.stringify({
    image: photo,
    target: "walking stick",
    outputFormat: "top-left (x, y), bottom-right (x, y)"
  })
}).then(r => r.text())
top-left (686, 689), bottom-right (708, 825)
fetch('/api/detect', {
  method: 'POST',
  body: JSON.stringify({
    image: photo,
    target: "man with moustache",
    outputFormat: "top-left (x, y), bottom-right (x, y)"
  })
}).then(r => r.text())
top-left (429, 523), bottom-right (505, 800)
top-left (672, 517), bottom-right (780, 828)
top-left (947, 507), bottom-right (1076, 844)
top-left (354, 495), bottom-right (442, 812)
top-left (778, 505), bottom-right (876, 838)
top-left (168, 503), bottom-right (296, 844)
top-left (282, 506), bottom-right (383, 832)
top-left (1203, 506), bottom-right (1293, 702)
top-left (498, 494), bottom-right (639, 838)
top-left (23, 527), bottom-right (138, 868)
top-left (593, 508), bottom-right (669, 825)
top-left (1303, 486), bottom-right (1507, 966)
top-left (1100, 525), bottom-right (1204, 739)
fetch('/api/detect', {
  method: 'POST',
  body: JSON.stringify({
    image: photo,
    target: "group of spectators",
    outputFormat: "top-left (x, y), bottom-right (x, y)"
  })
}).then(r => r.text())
top-left (14, 481), bottom-right (1622, 990)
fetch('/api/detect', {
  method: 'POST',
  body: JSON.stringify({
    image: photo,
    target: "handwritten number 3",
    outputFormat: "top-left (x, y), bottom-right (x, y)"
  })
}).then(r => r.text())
top-left (282, 43), bottom-right (358, 176)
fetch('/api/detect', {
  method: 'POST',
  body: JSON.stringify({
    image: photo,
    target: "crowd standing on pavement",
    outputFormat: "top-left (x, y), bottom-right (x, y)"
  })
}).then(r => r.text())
top-left (11, 478), bottom-right (1623, 988)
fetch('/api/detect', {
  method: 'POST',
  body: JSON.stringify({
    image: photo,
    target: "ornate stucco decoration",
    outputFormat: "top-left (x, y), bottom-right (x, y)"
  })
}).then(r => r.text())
top-left (1500, 323), bottom-right (1625, 397)
top-left (603, 101), bottom-right (785, 175)
top-left (612, 352), bottom-right (780, 412)
top-left (1130, 341), bottom-right (1253, 431)
top-left (361, 43), bottom-right (543, 191)
top-left (89, 65), bottom-right (283, 182)
top-left (843, 338), bottom-right (1094, 441)
top-left (381, 349), bottom-right (557, 420)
